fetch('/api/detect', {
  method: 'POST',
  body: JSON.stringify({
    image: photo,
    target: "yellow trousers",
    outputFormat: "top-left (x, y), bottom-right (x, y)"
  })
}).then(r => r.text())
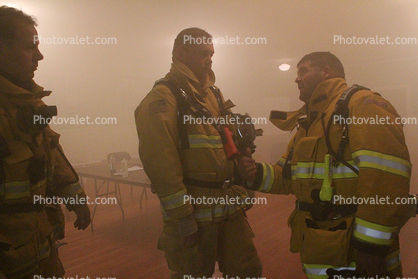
top-left (158, 210), bottom-right (262, 279)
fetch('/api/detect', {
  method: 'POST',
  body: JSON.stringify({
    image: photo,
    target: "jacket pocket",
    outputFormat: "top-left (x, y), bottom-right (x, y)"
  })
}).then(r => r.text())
top-left (288, 209), bottom-right (307, 253)
top-left (292, 136), bottom-right (322, 181)
top-left (293, 136), bottom-right (321, 161)
top-left (157, 225), bottom-right (204, 274)
top-left (300, 217), bottom-right (354, 266)
top-left (4, 141), bottom-right (33, 165)
top-left (2, 141), bottom-right (34, 202)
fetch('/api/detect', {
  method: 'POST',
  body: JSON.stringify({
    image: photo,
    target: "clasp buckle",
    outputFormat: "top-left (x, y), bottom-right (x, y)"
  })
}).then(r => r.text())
top-left (222, 178), bottom-right (233, 189)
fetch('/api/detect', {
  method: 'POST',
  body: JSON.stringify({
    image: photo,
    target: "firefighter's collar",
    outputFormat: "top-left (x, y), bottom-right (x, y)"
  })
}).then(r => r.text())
top-left (269, 106), bottom-right (306, 131)
top-left (307, 78), bottom-right (347, 110)
top-left (171, 58), bottom-right (215, 93)
top-left (0, 75), bottom-right (51, 98)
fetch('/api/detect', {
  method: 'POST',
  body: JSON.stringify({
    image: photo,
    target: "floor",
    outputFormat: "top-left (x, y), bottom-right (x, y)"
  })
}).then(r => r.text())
top-left (58, 178), bottom-right (418, 279)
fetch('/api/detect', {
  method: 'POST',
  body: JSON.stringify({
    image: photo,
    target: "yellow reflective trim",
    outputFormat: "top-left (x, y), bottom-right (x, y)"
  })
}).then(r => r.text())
top-left (213, 204), bottom-right (228, 219)
top-left (193, 207), bottom-right (213, 222)
top-left (258, 163), bottom-right (274, 193)
top-left (352, 150), bottom-right (411, 179)
top-left (188, 134), bottom-right (223, 149)
top-left (386, 249), bottom-right (401, 272)
top-left (306, 274), bottom-right (327, 279)
top-left (3, 179), bottom-right (47, 200)
top-left (303, 263), bottom-right (356, 279)
top-left (355, 217), bottom-right (398, 233)
top-left (353, 230), bottom-right (393, 245)
top-left (354, 217), bottom-right (397, 245)
top-left (291, 161), bottom-right (358, 180)
top-left (160, 188), bottom-right (188, 211)
top-left (4, 180), bottom-right (30, 199)
top-left (277, 157), bottom-right (286, 167)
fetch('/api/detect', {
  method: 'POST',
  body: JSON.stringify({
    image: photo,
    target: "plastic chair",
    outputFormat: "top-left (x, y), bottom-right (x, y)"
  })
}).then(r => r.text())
top-left (107, 151), bottom-right (131, 164)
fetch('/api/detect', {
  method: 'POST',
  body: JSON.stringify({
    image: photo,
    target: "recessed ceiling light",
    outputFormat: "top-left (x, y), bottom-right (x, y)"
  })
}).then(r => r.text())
top-left (279, 63), bottom-right (290, 71)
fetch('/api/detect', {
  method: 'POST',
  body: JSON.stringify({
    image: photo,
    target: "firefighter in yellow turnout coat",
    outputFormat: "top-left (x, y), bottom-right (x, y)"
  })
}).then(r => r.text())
top-left (0, 6), bottom-right (91, 278)
top-left (135, 28), bottom-right (262, 278)
top-left (239, 52), bottom-right (415, 278)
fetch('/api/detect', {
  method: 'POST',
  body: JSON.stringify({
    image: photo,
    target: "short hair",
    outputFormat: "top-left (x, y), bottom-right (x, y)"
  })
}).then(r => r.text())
top-left (0, 5), bottom-right (37, 43)
top-left (172, 27), bottom-right (212, 56)
top-left (297, 51), bottom-right (345, 78)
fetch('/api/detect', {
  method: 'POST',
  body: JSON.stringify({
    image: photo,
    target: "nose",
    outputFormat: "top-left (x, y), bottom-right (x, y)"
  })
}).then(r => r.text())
top-left (35, 46), bottom-right (44, 61)
top-left (295, 75), bottom-right (301, 83)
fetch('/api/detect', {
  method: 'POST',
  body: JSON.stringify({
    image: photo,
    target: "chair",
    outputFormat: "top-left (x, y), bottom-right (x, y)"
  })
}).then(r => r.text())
top-left (107, 151), bottom-right (131, 164)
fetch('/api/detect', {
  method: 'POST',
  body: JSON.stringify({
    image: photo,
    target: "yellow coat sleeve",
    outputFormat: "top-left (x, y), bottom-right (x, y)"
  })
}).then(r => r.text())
top-left (250, 138), bottom-right (295, 195)
top-left (348, 92), bottom-right (413, 253)
top-left (135, 85), bottom-right (193, 221)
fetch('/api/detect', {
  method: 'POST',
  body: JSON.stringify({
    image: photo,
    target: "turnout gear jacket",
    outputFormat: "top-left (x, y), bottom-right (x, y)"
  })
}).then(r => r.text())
top-left (135, 59), bottom-right (252, 225)
top-left (0, 75), bottom-right (87, 278)
top-left (250, 78), bottom-right (413, 274)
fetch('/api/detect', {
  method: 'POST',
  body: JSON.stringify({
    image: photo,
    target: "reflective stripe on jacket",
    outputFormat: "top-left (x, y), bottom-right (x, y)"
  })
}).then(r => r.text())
top-left (135, 59), bottom-right (252, 223)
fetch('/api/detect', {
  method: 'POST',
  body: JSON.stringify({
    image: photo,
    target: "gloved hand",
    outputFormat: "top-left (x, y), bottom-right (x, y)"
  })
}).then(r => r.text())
top-left (237, 147), bottom-right (257, 183)
top-left (355, 249), bottom-right (387, 277)
top-left (178, 214), bottom-right (198, 248)
top-left (73, 204), bottom-right (91, 230)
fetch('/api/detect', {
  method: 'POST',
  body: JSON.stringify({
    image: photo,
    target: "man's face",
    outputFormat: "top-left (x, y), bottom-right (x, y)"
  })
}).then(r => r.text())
top-left (178, 42), bottom-right (214, 83)
top-left (0, 23), bottom-right (44, 82)
top-left (295, 60), bottom-right (327, 104)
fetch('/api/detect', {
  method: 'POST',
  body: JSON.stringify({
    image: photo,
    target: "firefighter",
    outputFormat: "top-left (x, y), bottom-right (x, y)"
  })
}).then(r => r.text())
top-left (239, 52), bottom-right (415, 278)
top-left (0, 6), bottom-right (91, 278)
top-left (135, 28), bottom-right (262, 278)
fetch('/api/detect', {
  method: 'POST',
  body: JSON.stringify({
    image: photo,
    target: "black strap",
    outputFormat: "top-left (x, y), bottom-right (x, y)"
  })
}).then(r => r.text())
top-left (335, 84), bottom-right (370, 119)
top-left (208, 86), bottom-right (228, 116)
top-left (323, 85), bottom-right (370, 175)
top-left (183, 177), bottom-right (234, 189)
top-left (282, 148), bottom-right (294, 179)
top-left (296, 200), bottom-right (357, 217)
top-left (153, 79), bottom-right (228, 149)
top-left (153, 79), bottom-right (191, 149)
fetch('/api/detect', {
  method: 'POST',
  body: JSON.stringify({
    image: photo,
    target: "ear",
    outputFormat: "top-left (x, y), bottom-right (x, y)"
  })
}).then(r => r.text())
top-left (174, 47), bottom-right (187, 63)
top-left (321, 66), bottom-right (332, 79)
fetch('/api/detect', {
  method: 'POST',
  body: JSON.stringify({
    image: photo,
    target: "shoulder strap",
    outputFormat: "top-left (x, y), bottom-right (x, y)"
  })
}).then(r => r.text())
top-left (208, 85), bottom-right (228, 116)
top-left (154, 78), bottom-right (213, 118)
top-left (334, 84), bottom-right (370, 120)
top-left (153, 78), bottom-right (190, 149)
top-left (323, 84), bottom-right (370, 175)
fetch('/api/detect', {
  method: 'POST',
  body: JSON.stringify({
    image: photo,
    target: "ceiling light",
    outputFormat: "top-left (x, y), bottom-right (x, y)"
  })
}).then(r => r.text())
top-left (279, 63), bottom-right (290, 71)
